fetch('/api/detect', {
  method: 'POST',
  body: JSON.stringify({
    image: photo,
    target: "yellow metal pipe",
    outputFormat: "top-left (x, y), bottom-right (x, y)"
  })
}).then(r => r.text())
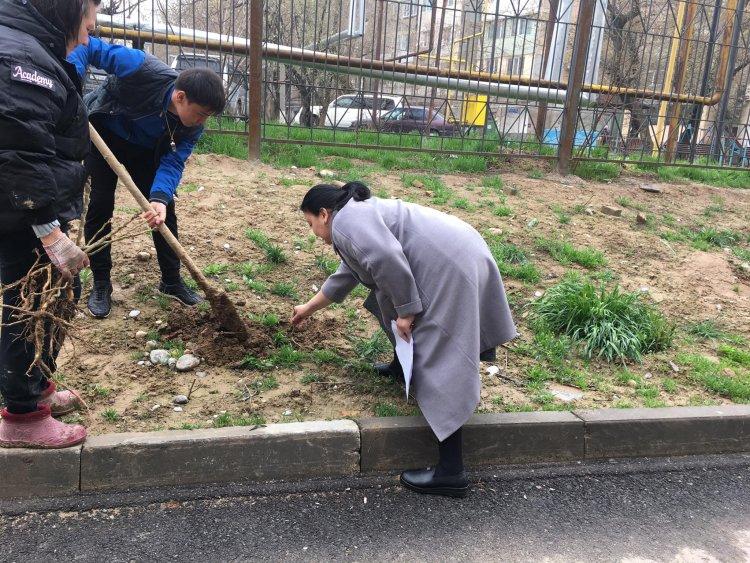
top-left (98, 17), bottom-right (733, 106)
top-left (652, 0), bottom-right (687, 156)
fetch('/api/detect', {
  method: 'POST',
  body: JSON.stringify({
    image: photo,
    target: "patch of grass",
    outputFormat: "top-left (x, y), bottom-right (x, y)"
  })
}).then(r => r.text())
top-left (273, 330), bottom-right (290, 347)
top-left (243, 278), bottom-right (269, 293)
top-left (374, 401), bottom-right (406, 417)
top-left (662, 378), bottom-right (678, 394)
top-left (183, 277), bottom-right (199, 291)
top-left (102, 409), bottom-right (120, 422)
top-left (311, 349), bottom-right (343, 365)
top-left (481, 175), bottom-right (504, 195)
top-left (181, 423), bottom-right (203, 430)
top-left (213, 412), bottom-right (266, 428)
top-left (718, 344), bottom-right (750, 367)
top-left (197, 301), bottom-right (211, 313)
top-left (301, 373), bottom-right (322, 384)
top-left (181, 182), bottom-right (199, 193)
top-left (574, 161), bottom-right (621, 181)
top-left (202, 263), bottom-right (229, 277)
top-left (677, 352), bottom-right (750, 402)
top-left (535, 238), bottom-right (606, 269)
top-left (702, 196), bottom-right (725, 218)
top-left (315, 254), bottom-right (339, 275)
top-left (91, 385), bottom-right (111, 398)
top-left (615, 196), bottom-right (646, 211)
top-left (164, 339), bottom-right (185, 358)
top-left (493, 204), bottom-right (513, 217)
top-left (271, 282), bottom-right (299, 299)
top-left (656, 165), bottom-right (750, 189)
top-left (79, 268), bottom-right (92, 290)
top-left (528, 168), bottom-right (544, 179)
top-left (255, 313), bottom-right (280, 327)
top-left (686, 227), bottom-right (744, 250)
top-left (452, 198), bottom-right (474, 211)
top-left (245, 228), bottom-right (287, 264)
top-left (235, 261), bottom-right (273, 278)
top-left (224, 280), bottom-right (240, 292)
top-left (401, 174), bottom-right (453, 205)
top-left (484, 233), bottom-right (541, 284)
top-left (532, 273), bottom-right (675, 362)
top-left (350, 285), bottom-right (369, 299)
top-left (353, 330), bottom-right (391, 363)
top-left (551, 205), bottom-right (571, 224)
top-left (238, 354), bottom-right (274, 371)
top-left (269, 345), bottom-right (304, 367)
top-left (688, 319), bottom-right (726, 340)
top-left (253, 375), bottom-right (280, 391)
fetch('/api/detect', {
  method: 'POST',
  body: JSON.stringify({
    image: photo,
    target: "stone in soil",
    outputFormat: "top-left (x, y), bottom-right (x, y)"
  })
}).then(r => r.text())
top-left (176, 354), bottom-right (201, 372)
top-left (173, 395), bottom-right (189, 405)
top-left (640, 183), bottom-right (662, 193)
top-left (149, 349), bottom-right (171, 365)
top-left (600, 205), bottom-right (623, 217)
top-left (548, 383), bottom-right (584, 402)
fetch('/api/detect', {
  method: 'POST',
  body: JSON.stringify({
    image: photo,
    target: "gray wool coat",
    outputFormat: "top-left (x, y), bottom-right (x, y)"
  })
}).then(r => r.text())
top-left (321, 197), bottom-right (517, 441)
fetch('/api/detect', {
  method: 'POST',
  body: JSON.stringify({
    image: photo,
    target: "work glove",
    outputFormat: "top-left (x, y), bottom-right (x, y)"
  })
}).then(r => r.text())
top-left (43, 234), bottom-right (89, 281)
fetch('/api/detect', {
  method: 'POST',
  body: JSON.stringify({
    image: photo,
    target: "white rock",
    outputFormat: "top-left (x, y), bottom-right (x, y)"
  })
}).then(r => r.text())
top-left (196, 371), bottom-right (208, 379)
top-left (149, 349), bottom-right (171, 365)
top-left (173, 395), bottom-right (189, 405)
top-left (534, 290), bottom-right (543, 298)
top-left (128, 309), bottom-right (141, 319)
top-left (168, 358), bottom-right (177, 369)
top-left (173, 407), bottom-right (183, 412)
top-left (176, 354), bottom-right (200, 372)
top-left (146, 340), bottom-right (159, 351)
top-left (135, 330), bottom-right (148, 339)
top-left (136, 251), bottom-right (151, 261)
top-left (283, 409), bottom-right (293, 416)
top-left (223, 243), bottom-right (231, 250)
top-left (317, 169), bottom-right (336, 178)
top-left (669, 361), bottom-right (680, 373)
top-left (486, 365), bottom-right (500, 376)
top-left (312, 284), bottom-right (319, 292)
top-left (151, 404), bottom-right (161, 411)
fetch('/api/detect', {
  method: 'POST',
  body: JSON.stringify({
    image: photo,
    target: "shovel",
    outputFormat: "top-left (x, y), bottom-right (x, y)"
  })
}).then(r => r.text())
top-left (88, 123), bottom-right (252, 342)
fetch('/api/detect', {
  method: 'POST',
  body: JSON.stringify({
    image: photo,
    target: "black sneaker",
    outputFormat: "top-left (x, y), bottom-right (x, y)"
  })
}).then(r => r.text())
top-left (158, 279), bottom-right (203, 306)
top-left (87, 280), bottom-right (113, 319)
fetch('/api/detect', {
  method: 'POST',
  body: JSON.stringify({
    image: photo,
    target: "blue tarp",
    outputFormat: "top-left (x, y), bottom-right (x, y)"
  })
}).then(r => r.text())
top-left (542, 128), bottom-right (599, 147)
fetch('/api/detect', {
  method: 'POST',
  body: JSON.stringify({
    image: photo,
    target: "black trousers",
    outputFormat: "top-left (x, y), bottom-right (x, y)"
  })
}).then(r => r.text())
top-left (85, 126), bottom-right (181, 284)
top-left (0, 229), bottom-right (80, 413)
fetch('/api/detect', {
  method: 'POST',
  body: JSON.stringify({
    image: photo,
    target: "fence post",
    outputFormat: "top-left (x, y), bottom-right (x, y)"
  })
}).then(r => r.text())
top-left (247, 0), bottom-right (263, 162)
top-left (556, 0), bottom-right (596, 175)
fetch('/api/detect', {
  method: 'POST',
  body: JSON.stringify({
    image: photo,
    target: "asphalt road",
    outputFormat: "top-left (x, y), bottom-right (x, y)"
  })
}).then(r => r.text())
top-left (2, 455), bottom-right (750, 562)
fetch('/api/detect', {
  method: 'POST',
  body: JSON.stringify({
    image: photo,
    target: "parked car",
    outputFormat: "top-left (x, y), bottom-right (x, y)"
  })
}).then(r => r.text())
top-left (350, 106), bottom-right (459, 136)
top-left (292, 93), bottom-right (404, 129)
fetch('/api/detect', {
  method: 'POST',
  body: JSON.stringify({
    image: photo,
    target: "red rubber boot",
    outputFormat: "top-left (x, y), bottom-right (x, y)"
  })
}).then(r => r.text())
top-left (0, 405), bottom-right (87, 449)
top-left (38, 381), bottom-right (86, 417)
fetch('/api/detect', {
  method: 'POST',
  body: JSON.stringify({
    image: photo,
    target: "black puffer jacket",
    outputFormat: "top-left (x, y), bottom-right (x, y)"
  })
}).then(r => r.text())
top-left (0, 0), bottom-right (89, 233)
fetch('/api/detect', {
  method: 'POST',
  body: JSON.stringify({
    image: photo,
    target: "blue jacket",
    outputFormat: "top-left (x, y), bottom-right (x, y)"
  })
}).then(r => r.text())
top-left (68, 37), bottom-right (202, 204)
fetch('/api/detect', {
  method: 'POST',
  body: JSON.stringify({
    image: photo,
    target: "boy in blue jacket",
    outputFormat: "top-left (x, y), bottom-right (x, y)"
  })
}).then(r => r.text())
top-left (68, 37), bottom-right (226, 317)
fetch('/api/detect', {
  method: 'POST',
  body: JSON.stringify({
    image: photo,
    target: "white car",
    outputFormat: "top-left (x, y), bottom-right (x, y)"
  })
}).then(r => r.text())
top-left (293, 93), bottom-right (404, 129)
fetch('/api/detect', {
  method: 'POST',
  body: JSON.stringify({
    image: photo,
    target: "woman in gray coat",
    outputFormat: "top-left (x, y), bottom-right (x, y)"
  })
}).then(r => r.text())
top-left (292, 182), bottom-right (517, 497)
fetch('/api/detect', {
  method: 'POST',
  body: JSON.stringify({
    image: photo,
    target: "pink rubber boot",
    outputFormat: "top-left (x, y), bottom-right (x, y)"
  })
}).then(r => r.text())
top-left (38, 381), bottom-right (86, 417)
top-left (0, 405), bottom-right (87, 449)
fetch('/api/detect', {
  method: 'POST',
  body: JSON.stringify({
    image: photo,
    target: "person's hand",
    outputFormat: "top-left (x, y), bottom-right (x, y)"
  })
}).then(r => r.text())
top-left (291, 303), bottom-right (312, 326)
top-left (142, 202), bottom-right (167, 229)
top-left (41, 230), bottom-right (89, 282)
top-left (396, 315), bottom-right (415, 343)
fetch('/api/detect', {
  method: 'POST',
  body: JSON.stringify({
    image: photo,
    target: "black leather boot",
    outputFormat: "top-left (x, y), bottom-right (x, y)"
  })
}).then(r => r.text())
top-left (399, 468), bottom-right (469, 498)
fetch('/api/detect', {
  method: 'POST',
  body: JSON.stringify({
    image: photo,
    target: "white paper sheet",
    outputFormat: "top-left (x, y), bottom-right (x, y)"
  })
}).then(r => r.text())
top-left (391, 320), bottom-right (414, 399)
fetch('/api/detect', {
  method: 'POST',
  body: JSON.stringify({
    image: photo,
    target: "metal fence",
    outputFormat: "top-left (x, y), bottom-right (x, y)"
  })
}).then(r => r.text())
top-left (94, 0), bottom-right (750, 171)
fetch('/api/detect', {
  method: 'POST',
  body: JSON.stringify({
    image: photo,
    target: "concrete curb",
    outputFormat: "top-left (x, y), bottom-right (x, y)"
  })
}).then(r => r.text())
top-left (1, 405), bottom-right (749, 500)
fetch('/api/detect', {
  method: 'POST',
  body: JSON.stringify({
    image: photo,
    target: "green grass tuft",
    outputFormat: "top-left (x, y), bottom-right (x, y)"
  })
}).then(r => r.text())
top-left (531, 273), bottom-right (674, 362)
